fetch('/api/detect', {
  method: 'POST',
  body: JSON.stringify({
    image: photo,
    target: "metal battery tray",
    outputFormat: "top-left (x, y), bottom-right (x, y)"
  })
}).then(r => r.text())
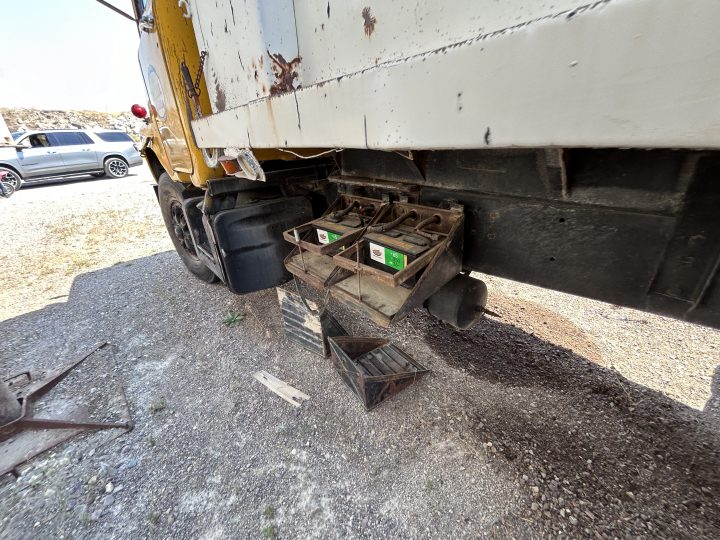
top-left (283, 195), bottom-right (387, 288)
top-left (283, 195), bottom-right (387, 255)
top-left (330, 201), bottom-right (464, 326)
top-left (328, 336), bottom-right (429, 410)
top-left (276, 287), bottom-right (347, 356)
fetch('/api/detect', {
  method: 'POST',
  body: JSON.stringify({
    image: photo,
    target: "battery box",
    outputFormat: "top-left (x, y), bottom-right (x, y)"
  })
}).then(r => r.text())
top-left (362, 226), bottom-right (434, 286)
top-left (282, 195), bottom-right (387, 289)
top-left (283, 195), bottom-right (385, 255)
top-left (284, 197), bottom-right (465, 327)
top-left (330, 201), bottom-right (465, 326)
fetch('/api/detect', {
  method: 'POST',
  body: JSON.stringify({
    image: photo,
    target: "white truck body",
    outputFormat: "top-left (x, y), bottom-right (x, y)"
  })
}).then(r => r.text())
top-left (186, 0), bottom-right (720, 152)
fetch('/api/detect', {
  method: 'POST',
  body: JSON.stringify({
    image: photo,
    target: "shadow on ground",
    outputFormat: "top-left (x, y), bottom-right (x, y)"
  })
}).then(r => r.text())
top-left (1, 251), bottom-right (718, 538)
top-left (423, 313), bottom-right (720, 536)
top-left (18, 169), bottom-right (143, 190)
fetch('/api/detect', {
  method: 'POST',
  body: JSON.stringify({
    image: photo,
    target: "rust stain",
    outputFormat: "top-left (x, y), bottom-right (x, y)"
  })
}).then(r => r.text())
top-left (362, 7), bottom-right (376, 37)
top-left (215, 81), bottom-right (226, 112)
top-left (267, 50), bottom-right (302, 95)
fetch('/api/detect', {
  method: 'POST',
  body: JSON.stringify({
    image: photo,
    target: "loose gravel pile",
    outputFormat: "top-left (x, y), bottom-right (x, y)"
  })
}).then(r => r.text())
top-left (1, 107), bottom-right (144, 140)
top-left (0, 169), bottom-right (718, 538)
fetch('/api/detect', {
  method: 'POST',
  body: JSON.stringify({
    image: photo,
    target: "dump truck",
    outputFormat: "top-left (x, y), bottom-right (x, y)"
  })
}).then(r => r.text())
top-left (122, 0), bottom-right (720, 330)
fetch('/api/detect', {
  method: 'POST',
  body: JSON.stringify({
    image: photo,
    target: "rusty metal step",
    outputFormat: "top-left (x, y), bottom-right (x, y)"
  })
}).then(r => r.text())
top-left (277, 287), bottom-right (347, 356)
top-left (328, 336), bottom-right (429, 410)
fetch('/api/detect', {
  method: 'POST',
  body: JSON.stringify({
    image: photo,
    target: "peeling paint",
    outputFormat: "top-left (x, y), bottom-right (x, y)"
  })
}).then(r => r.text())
top-left (287, 1), bottom-right (612, 93)
top-left (267, 50), bottom-right (302, 95)
top-left (215, 81), bottom-right (226, 112)
top-left (293, 92), bottom-right (301, 130)
top-left (362, 7), bottom-right (377, 37)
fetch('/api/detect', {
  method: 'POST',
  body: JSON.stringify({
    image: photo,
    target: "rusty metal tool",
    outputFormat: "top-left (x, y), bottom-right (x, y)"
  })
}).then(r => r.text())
top-left (0, 342), bottom-right (133, 477)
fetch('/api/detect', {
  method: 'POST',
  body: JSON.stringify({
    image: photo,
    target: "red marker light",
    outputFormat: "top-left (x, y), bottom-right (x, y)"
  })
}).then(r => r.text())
top-left (130, 104), bottom-right (147, 119)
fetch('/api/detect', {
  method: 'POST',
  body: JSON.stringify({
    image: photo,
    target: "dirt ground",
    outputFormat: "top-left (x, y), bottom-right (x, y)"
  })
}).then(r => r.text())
top-left (0, 167), bottom-right (718, 539)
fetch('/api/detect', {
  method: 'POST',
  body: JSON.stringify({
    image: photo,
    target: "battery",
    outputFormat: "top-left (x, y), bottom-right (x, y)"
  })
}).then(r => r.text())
top-left (363, 225), bottom-right (433, 285)
top-left (312, 215), bottom-right (364, 246)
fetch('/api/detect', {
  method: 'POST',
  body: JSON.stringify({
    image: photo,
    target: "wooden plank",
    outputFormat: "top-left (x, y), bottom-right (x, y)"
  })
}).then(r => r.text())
top-left (253, 371), bottom-right (310, 408)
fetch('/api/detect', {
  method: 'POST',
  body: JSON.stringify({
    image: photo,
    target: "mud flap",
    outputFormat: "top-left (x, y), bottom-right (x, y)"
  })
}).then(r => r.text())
top-left (211, 196), bottom-right (313, 294)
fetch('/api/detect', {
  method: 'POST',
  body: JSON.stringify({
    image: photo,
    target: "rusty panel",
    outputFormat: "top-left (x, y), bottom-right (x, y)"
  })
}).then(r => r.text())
top-left (276, 288), bottom-right (347, 356)
top-left (328, 336), bottom-right (429, 410)
top-left (187, 0), bottom-right (300, 111)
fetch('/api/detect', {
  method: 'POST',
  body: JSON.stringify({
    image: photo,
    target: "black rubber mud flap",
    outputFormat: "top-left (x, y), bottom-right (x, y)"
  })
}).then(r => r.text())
top-left (212, 196), bottom-right (313, 294)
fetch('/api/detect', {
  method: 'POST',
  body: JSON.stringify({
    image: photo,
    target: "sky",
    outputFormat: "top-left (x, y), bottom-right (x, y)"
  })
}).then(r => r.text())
top-left (0, 0), bottom-right (147, 112)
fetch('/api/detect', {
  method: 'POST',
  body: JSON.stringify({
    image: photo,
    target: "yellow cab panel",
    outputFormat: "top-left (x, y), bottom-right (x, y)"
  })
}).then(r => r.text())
top-left (134, 0), bottom-right (222, 187)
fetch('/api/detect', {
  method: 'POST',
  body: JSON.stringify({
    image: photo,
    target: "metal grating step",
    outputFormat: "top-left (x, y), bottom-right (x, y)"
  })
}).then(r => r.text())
top-left (328, 336), bottom-right (429, 410)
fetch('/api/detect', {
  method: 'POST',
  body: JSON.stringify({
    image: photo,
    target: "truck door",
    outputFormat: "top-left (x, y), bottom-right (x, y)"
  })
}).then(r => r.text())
top-left (136, 1), bottom-right (193, 173)
top-left (47, 131), bottom-right (99, 173)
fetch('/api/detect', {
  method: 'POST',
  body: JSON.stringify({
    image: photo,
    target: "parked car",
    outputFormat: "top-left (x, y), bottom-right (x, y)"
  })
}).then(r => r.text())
top-left (0, 129), bottom-right (143, 190)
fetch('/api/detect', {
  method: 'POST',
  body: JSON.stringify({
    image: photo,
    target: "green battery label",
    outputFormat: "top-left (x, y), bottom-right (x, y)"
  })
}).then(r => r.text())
top-left (317, 229), bottom-right (342, 245)
top-left (369, 242), bottom-right (407, 271)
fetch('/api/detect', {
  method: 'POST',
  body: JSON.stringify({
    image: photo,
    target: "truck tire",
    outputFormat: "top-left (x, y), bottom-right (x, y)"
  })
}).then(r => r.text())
top-left (158, 173), bottom-right (218, 283)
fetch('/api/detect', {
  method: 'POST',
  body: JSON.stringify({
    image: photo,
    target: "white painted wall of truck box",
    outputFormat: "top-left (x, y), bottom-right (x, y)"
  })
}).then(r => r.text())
top-left (188, 0), bottom-right (301, 108)
top-left (293, 1), bottom-right (588, 86)
top-left (190, 0), bottom-right (720, 150)
top-left (188, 0), bottom-right (587, 114)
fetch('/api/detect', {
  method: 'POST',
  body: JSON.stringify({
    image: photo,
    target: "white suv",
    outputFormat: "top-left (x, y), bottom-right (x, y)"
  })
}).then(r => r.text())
top-left (0, 129), bottom-right (143, 190)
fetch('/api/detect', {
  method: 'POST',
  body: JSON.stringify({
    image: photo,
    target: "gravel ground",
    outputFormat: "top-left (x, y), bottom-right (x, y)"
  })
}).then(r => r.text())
top-left (0, 168), bottom-right (718, 538)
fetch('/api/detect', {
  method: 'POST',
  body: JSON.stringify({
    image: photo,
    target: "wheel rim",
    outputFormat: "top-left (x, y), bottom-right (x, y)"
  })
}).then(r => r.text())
top-left (1, 171), bottom-right (20, 189)
top-left (170, 202), bottom-right (197, 258)
top-left (107, 159), bottom-right (128, 177)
